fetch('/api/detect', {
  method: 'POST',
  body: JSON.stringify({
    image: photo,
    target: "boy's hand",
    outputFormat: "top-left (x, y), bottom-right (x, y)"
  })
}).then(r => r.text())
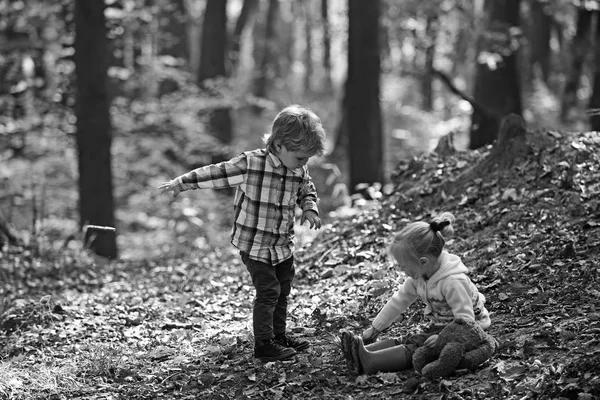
top-left (301, 210), bottom-right (321, 229)
top-left (424, 334), bottom-right (439, 348)
top-left (158, 180), bottom-right (179, 198)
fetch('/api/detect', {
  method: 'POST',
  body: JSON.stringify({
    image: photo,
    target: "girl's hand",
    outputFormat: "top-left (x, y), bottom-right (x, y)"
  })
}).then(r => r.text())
top-left (424, 334), bottom-right (439, 348)
top-left (301, 210), bottom-right (321, 229)
top-left (362, 326), bottom-right (380, 345)
top-left (158, 180), bottom-right (179, 198)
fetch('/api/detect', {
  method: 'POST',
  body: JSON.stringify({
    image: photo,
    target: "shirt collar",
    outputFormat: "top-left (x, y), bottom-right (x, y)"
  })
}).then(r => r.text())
top-left (266, 149), bottom-right (304, 175)
top-left (267, 151), bottom-right (283, 168)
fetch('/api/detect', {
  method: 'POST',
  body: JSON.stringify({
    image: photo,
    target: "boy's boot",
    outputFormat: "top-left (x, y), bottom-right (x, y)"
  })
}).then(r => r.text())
top-left (358, 338), bottom-right (412, 374)
top-left (254, 339), bottom-right (297, 362)
top-left (274, 333), bottom-right (309, 352)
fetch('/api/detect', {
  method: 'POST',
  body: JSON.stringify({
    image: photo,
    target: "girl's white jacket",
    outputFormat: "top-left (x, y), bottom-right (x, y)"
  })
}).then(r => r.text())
top-left (372, 251), bottom-right (491, 332)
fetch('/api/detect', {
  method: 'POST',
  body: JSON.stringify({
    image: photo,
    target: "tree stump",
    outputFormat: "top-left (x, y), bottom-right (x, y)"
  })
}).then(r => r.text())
top-left (84, 225), bottom-right (117, 258)
top-left (445, 114), bottom-right (532, 195)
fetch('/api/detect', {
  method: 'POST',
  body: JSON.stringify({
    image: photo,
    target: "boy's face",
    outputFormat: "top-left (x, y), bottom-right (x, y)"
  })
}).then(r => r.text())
top-left (275, 144), bottom-right (313, 170)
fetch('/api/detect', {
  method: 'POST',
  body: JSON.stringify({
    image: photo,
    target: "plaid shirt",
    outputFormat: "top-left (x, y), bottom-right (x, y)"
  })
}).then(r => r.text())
top-left (173, 149), bottom-right (319, 265)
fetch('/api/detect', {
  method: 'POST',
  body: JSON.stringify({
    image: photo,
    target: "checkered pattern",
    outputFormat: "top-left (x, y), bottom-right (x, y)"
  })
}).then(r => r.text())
top-left (174, 149), bottom-right (319, 265)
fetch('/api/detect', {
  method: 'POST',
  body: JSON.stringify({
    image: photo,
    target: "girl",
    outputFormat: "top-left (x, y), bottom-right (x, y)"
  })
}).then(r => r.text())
top-left (341, 212), bottom-right (491, 375)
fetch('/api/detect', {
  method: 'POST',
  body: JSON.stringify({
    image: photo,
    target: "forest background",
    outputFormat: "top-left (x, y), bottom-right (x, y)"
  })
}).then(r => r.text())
top-left (1, 0), bottom-right (599, 258)
top-left (1, 0), bottom-right (600, 399)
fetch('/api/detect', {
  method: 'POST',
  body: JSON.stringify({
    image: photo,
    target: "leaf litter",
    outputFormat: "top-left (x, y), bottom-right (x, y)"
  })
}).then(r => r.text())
top-left (1, 130), bottom-right (600, 399)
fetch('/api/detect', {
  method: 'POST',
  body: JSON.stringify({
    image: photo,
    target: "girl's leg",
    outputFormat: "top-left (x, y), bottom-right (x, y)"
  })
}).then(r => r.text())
top-left (365, 338), bottom-right (401, 351)
top-left (342, 332), bottom-right (412, 375)
top-left (358, 338), bottom-right (412, 374)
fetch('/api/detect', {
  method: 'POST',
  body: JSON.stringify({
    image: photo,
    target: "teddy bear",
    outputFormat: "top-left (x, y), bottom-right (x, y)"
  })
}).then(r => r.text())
top-left (412, 317), bottom-right (497, 378)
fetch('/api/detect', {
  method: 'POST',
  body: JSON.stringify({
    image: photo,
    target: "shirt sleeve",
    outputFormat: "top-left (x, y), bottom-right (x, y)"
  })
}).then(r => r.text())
top-left (173, 153), bottom-right (247, 195)
top-left (442, 277), bottom-right (476, 322)
top-left (372, 279), bottom-right (419, 332)
top-left (297, 167), bottom-right (319, 213)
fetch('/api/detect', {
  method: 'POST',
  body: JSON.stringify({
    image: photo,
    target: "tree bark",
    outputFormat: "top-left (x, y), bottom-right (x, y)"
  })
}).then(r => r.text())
top-left (589, 13), bottom-right (600, 131)
top-left (560, 7), bottom-right (594, 122)
top-left (529, 0), bottom-right (552, 83)
top-left (198, 0), bottom-right (228, 82)
top-left (447, 113), bottom-right (531, 195)
top-left (321, 0), bottom-right (332, 90)
top-left (422, 13), bottom-right (438, 111)
top-left (345, 0), bottom-right (383, 191)
top-left (158, 0), bottom-right (189, 59)
top-left (74, 0), bottom-right (117, 258)
top-left (230, 0), bottom-right (258, 71)
top-left (198, 0), bottom-right (233, 144)
top-left (471, 0), bottom-right (522, 150)
top-left (303, 0), bottom-right (314, 92)
top-left (253, 0), bottom-right (279, 108)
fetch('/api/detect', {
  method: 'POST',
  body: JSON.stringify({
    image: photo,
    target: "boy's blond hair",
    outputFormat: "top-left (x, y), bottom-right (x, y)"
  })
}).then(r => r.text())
top-left (264, 105), bottom-right (327, 156)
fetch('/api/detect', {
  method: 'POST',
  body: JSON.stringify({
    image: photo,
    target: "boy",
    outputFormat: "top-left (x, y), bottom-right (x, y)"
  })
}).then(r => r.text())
top-left (159, 105), bottom-right (327, 362)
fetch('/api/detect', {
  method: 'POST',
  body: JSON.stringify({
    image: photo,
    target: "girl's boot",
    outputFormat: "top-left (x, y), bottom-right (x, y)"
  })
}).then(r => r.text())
top-left (358, 338), bottom-right (412, 374)
top-left (341, 332), bottom-right (411, 375)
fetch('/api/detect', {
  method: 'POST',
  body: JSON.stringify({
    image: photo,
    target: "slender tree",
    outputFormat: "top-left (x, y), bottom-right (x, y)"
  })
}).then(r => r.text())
top-left (74, 0), bottom-right (117, 258)
top-left (199, 0), bottom-right (233, 144)
top-left (321, 0), bottom-right (332, 90)
top-left (422, 13), bottom-right (439, 111)
top-left (230, 0), bottom-right (259, 71)
top-left (253, 0), bottom-right (279, 107)
top-left (302, 0), bottom-right (314, 92)
top-left (529, 0), bottom-right (552, 83)
top-left (589, 13), bottom-right (600, 131)
top-left (344, 0), bottom-right (383, 191)
top-left (471, 0), bottom-right (522, 149)
top-left (561, 6), bottom-right (594, 122)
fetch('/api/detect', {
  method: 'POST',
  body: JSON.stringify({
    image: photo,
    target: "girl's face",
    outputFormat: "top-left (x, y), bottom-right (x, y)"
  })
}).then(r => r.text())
top-left (275, 144), bottom-right (313, 170)
top-left (393, 241), bottom-right (438, 280)
top-left (395, 253), bottom-right (424, 280)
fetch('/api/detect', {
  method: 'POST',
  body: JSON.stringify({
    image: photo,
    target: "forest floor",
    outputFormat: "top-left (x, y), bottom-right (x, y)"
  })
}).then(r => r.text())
top-left (1, 119), bottom-right (600, 399)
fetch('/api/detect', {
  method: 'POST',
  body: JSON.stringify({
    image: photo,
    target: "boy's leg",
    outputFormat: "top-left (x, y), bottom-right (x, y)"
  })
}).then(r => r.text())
top-left (272, 256), bottom-right (294, 336)
top-left (272, 256), bottom-right (309, 351)
top-left (241, 253), bottom-right (296, 361)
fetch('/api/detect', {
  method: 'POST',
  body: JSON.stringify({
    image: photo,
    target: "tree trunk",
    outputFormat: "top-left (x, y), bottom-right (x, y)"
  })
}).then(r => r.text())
top-left (158, 0), bottom-right (189, 59)
top-left (185, 0), bottom-right (203, 76)
top-left (198, 0), bottom-right (228, 82)
top-left (230, 0), bottom-right (258, 71)
top-left (303, 0), bottom-right (314, 92)
top-left (422, 13), bottom-right (438, 111)
top-left (140, 0), bottom-right (159, 100)
top-left (321, 0), bottom-right (332, 90)
top-left (345, 0), bottom-right (383, 191)
top-left (74, 0), bottom-right (117, 258)
top-left (448, 114), bottom-right (531, 195)
top-left (529, 0), bottom-right (552, 83)
top-left (589, 14), bottom-right (600, 131)
top-left (198, 0), bottom-right (233, 144)
top-left (470, 0), bottom-right (522, 150)
top-left (561, 7), bottom-right (594, 122)
top-left (253, 0), bottom-right (279, 108)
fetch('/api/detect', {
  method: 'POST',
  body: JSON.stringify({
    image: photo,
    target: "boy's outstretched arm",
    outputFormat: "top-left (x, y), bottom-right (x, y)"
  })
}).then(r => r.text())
top-left (157, 154), bottom-right (248, 198)
top-left (157, 180), bottom-right (180, 198)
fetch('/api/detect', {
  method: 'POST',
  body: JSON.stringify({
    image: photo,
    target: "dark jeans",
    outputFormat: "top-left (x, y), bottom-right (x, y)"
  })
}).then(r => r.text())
top-left (241, 253), bottom-right (295, 343)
